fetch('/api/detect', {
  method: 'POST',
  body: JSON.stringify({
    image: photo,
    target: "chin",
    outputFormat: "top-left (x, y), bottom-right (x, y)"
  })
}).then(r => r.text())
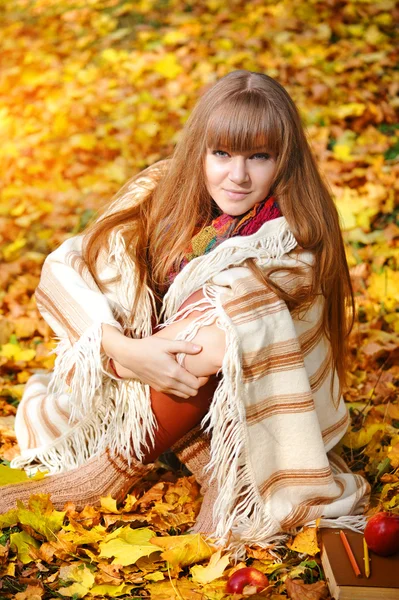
top-left (212, 199), bottom-right (254, 217)
top-left (226, 205), bottom-right (251, 217)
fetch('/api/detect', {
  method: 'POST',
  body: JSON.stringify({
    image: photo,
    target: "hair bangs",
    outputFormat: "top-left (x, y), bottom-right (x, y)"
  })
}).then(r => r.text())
top-left (205, 93), bottom-right (282, 158)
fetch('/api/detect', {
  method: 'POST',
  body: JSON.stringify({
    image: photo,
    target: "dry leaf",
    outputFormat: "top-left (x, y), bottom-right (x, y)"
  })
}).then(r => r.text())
top-left (287, 527), bottom-right (320, 555)
top-left (286, 578), bottom-right (329, 600)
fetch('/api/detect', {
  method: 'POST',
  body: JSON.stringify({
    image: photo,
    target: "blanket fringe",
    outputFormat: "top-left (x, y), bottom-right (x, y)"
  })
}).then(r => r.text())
top-left (198, 528), bottom-right (290, 563)
top-left (155, 285), bottom-right (277, 550)
top-left (157, 285), bottom-right (218, 330)
top-left (11, 320), bottom-right (157, 473)
top-left (305, 515), bottom-right (368, 532)
top-left (47, 321), bottom-right (118, 424)
top-left (198, 294), bottom-right (283, 550)
top-left (107, 378), bottom-right (157, 463)
top-left (219, 515), bottom-right (368, 563)
top-left (10, 407), bottom-right (112, 475)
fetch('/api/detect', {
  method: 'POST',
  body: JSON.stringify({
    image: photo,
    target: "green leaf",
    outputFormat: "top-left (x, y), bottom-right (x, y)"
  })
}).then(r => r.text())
top-left (384, 138), bottom-right (399, 161)
top-left (300, 559), bottom-right (318, 568)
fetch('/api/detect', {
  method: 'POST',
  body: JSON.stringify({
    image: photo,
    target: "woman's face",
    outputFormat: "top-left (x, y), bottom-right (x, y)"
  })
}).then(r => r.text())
top-left (204, 147), bottom-right (277, 216)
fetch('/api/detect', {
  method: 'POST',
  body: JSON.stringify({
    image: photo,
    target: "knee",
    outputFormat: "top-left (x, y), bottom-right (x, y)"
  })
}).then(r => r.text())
top-left (183, 322), bottom-right (225, 375)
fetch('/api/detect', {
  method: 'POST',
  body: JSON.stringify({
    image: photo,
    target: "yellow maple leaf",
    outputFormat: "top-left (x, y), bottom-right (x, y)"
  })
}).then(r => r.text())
top-left (121, 493), bottom-right (138, 512)
top-left (15, 349), bottom-right (36, 362)
top-left (15, 495), bottom-right (65, 541)
top-left (0, 464), bottom-right (32, 485)
top-left (100, 495), bottom-right (120, 514)
top-left (335, 103), bottom-right (366, 119)
top-left (10, 531), bottom-right (40, 564)
top-left (162, 30), bottom-right (189, 45)
top-left (17, 370), bottom-right (31, 383)
top-left (71, 133), bottom-right (97, 150)
top-left (62, 521), bottom-right (106, 545)
top-left (146, 577), bottom-right (206, 599)
top-left (341, 423), bottom-right (389, 450)
top-left (0, 465), bottom-right (47, 488)
top-left (190, 548), bottom-right (231, 585)
top-left (58, 563), bottom-right (95, 597)
top-left (99, 527), bottom-right (159, 566)
top-left (332, 131), bottom-right (357, 162)
top-left (335, 188), bottom-right (361, 230)
top-left (10, 201), bottom-right (26, 217)
top-left (287, 526), bottom-right (320, 555)
top-left (150, 533), bottom-right (214, 567)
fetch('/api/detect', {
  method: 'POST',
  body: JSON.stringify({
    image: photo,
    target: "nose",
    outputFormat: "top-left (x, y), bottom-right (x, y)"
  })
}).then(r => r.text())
top-left (228, 156), bottom-right (249, 184)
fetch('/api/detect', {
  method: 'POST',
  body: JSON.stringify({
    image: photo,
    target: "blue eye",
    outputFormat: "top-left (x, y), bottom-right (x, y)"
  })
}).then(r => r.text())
top-left (211, 150), bottom-right (271, 160)
top-left (251, 153), bottom-right (270, 160)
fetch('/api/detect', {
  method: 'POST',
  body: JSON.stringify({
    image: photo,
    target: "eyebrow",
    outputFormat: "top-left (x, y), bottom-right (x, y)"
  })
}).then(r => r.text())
top-left (209, 146), bottom-right (272, 152)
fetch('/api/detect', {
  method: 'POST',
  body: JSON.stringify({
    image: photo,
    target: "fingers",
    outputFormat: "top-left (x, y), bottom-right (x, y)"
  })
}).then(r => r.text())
top-left (169, 341), bottom-right (202, 355)
top-left (170, 375), bottom-right (210, 398)
top-left (149, 359), bottom-right (201, 398)
top-left (138, 337), bottom-right (214, 398)
top-left (171, 364), bottom-right (202, 396)
top-left (172, 359), bottom-right (207, 397)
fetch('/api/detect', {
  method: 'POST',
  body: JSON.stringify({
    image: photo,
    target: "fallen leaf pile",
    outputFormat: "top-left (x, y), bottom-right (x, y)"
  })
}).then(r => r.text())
top-left (0, 0), bottom-right (398, 598)
top-left (0, 491), bottom-right (331, 599)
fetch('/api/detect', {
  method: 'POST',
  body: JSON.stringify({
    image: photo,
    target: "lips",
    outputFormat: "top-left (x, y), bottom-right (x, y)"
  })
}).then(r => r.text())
top-left (224, 189), bottom-right (250, 200)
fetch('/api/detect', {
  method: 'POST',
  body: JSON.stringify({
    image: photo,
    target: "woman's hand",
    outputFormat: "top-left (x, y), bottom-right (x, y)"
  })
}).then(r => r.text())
top-left (115, 335), bottom-right (209, 398)
top-left (102, 325), bottom-right (209, 398)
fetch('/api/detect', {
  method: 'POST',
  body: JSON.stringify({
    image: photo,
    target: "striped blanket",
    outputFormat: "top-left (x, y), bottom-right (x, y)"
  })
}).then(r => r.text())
top-left (11, 166), bottom-right (370, 555)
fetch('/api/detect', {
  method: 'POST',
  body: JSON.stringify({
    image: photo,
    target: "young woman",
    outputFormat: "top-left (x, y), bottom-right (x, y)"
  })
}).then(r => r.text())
top-left (1, 70), bottom-right (369, 552)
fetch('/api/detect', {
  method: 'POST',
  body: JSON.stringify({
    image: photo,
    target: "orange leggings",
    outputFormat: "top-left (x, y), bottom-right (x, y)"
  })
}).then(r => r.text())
top-left (143, 289), bottom-right (221, 463)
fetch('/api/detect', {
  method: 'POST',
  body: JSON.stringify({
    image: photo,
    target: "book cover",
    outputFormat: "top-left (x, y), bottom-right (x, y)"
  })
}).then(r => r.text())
top-left (320, 529), bottom-right (399, 600)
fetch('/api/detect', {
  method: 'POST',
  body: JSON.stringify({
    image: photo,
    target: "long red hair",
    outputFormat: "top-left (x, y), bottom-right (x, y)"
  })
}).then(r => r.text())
top-left (82, 70), bottom-right (354, 393)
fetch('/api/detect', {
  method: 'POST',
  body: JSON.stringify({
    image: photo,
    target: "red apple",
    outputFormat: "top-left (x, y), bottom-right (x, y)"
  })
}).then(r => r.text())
top-left (226, 566), bottom-right (269, 594)
top-left (364, 511), bottom-right (399, 557)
